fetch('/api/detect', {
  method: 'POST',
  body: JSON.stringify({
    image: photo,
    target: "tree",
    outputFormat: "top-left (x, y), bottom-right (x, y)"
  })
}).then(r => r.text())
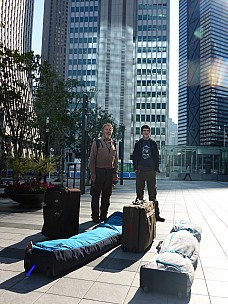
top-left (87, 105), bottom-right (121, 153)
top-left (70, 103), bottom-right (121, 183)
top-left (0, 43), bottom-right (40, 158)
top-left (33, 61), bottom-right (80, 182)
top-left (0, 42), bottom-right (121, 184)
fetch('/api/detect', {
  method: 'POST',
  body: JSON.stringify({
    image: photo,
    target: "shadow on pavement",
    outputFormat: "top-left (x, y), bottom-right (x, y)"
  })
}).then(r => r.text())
top-left (0, 271), bottom-right (57, 294)
top-left (0, 198), bottom-right (42, 213)
top-left (0, 232), bottom-right (47, 263)
top-left (128, 288), bottom-right (191, 304)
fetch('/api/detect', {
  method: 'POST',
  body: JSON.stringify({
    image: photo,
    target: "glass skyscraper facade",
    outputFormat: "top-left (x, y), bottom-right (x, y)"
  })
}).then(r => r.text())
top-left (135, 0), bottom-right (169, 153)
top-left (42, 0), bottom-right (170, 159)
top-left (178, 0), bottom-right (228, 146)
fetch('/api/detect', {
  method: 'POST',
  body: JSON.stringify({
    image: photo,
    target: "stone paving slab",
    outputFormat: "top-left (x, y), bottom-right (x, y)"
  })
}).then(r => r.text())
top-left (0, 179), bottom-right (228, 303)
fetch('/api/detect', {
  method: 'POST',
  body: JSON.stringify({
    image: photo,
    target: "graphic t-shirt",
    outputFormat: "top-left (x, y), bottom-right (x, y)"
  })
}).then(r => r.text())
top-left (138, 140), bottom-right (155, 171)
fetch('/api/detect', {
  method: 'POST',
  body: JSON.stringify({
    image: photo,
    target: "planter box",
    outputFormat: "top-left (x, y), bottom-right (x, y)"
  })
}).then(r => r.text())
top-left (10, 193), bottom-right (45, 206)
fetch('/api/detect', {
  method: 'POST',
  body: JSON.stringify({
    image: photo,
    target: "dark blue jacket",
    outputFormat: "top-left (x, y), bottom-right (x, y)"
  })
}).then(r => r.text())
top-left (132, 138), bottom-right (160, 172)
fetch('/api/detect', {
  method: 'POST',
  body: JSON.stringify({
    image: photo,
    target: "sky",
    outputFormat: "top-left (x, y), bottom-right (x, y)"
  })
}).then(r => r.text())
top-left (32, 0), bottom-right (179, 124)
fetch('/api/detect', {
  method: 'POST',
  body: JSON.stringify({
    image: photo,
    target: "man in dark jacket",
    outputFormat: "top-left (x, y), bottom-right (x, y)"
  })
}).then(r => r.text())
top-left (133, 124), bottom-right (165, 222)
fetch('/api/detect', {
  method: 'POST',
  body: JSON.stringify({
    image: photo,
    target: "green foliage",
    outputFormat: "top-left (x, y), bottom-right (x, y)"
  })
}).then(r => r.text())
top-left (86, 105), bottom-right (121, 153)
top-left (68, 103), bottom-right (121, 158)
top-left (33, 62), bottom-right (80, 154)
top-left (0, 44), bottom-right (40, 157)
top-left (9, 156), bottom-right (55, 182)
top-left (0, 43), bottom-right (121, 180)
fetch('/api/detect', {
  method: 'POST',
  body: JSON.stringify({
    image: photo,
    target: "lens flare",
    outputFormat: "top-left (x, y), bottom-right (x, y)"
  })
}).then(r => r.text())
top-left (209, 57), bottom-right (228, 87)
top-left (194, 27), bottom-right (204, 39)
top-left (26, 264), bottom-right (36, 277)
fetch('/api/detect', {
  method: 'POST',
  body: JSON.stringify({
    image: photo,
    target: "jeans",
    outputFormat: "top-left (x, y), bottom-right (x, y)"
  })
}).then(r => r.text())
top-left (136, 170), bottom-right (157, 201)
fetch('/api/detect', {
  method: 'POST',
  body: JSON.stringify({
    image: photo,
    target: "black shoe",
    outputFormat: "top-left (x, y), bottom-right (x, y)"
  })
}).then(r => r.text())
top-left (100, 217), bottom-right (107, 222)
top-left (92, 217), bottom-right (100, 224)
top-left (156, 216), bottom-right (165, 222)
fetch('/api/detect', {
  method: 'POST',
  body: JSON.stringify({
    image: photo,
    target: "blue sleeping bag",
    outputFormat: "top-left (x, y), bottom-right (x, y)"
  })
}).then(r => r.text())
top-left (24, 211), bottom-right (122, 277)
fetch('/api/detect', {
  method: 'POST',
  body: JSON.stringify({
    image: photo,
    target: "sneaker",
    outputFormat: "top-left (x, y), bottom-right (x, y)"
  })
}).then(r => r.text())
top-left (156, 216), bottom-right (165, 222)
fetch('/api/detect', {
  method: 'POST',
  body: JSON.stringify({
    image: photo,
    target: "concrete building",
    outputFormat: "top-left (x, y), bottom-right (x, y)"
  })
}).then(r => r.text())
top-left (178, 0), bottom-right (228, 146)
top-left (42, 0), bottom-right (170, 160)
top-left (0, 0), bottom-right (34, 52)
top-left (167, 118), bottom-right (178, 146)
top-left (0, 0), bottom-right (34, 154)
top-left (41, 0), bottom-right (70, 79)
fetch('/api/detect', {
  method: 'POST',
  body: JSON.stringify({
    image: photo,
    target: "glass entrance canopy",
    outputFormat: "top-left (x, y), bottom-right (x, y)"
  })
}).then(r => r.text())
top-left (161, 146), bottom-right (228, 175)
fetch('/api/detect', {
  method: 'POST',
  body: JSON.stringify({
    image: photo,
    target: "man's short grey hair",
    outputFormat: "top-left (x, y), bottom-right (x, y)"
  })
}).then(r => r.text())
top-left (102, 123), bottom-right (113, 131)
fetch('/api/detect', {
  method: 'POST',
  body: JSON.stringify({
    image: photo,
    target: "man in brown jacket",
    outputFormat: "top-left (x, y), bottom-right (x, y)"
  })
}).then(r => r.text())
top-left (89, 123), bottom-right (118, 223)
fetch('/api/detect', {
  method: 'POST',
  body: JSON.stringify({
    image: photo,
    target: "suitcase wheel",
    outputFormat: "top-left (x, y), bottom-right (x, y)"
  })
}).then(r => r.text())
top-left (24, 259), bottom-right (31, 273)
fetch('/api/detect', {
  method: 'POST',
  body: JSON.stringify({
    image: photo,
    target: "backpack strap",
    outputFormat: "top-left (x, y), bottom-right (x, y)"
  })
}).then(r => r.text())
top-left (96, 139), bottom-right (103, 152)
top-left (95, 138), bottom-right (115, 151)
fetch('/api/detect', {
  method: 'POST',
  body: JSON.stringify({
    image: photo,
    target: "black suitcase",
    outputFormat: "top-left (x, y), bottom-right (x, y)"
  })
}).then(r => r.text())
top-left (140, 264), bottom-right (190, 298)
top-left (42, 186), bottom-right (80, 239)
top-left (122, 200), bottom-right (156, 253)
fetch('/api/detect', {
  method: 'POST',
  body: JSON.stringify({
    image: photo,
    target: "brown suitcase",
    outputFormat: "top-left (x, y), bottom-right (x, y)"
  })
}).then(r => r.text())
top-left (42, 186), bottom-right (80, 239)
top-left (122, 200), bottom-right (156, 253)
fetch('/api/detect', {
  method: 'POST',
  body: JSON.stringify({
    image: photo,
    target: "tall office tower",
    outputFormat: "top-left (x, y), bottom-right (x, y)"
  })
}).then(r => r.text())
top-left (178, 0), bottom-right (228, 146)
top-left (41, 0), bottom-right (70, 79)
top-left (134, 0), bottom-right (169, 155)
top-left (42, 0), bottom-right (170, 159)
top-left (96, 0), bottom-right (136, 157)
top-left (0, 0), bottom-right (34, 52)
top-left (0, 0), bottom-right (34, 151)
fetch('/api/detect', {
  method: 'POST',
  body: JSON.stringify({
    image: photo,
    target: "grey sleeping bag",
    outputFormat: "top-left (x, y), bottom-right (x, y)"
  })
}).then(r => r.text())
top-left (171, 220), bottom-right (202, 242)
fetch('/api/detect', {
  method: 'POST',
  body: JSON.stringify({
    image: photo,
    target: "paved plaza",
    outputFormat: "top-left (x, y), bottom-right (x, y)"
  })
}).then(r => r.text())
top-left (1, 179), bottom-right (228, 304)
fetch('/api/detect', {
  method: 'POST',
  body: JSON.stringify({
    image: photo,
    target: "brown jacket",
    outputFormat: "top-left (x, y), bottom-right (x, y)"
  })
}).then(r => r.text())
top-left (89, 137), bottom-right (118, 177)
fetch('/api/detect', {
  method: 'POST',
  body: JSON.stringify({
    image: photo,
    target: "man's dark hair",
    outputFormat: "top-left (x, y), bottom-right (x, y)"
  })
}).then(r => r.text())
top-left (141, 124), bottom-right (150, 133)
